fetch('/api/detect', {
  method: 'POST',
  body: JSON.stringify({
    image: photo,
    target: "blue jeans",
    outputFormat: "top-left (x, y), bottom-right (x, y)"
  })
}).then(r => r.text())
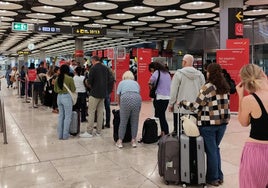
top-left (199, 124), bottom-right (227, 182)
top-left (57, 93), bottom-right (73, 139)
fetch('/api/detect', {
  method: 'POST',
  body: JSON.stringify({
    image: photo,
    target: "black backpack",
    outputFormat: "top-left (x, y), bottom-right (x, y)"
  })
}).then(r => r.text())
top-left (139, 118), bottom-right (158, 144)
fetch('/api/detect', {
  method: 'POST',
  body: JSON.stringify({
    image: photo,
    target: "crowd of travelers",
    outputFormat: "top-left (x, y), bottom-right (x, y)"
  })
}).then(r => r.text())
top-left (3, 54), bottom-right (267, 188)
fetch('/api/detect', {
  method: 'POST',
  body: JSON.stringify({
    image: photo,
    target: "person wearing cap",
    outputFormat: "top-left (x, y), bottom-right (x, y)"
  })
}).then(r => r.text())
top-left (168, 54), bottom-right (205, 133)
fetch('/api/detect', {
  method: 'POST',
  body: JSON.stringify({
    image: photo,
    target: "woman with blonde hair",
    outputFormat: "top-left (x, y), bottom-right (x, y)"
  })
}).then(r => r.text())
top-left (116, 70), bottom-right (142, 148)
top-left (236, 64), bottom-right (268, 188)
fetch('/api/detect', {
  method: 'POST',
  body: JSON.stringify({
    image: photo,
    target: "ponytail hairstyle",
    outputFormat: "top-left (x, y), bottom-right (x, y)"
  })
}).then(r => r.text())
top-left (239, 64), bottom-right (263, 93)
top-left (58, 64), bottom-right (70, 90)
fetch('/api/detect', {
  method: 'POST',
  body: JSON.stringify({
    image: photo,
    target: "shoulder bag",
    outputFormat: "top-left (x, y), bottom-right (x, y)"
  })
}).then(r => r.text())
top-left (63, 83), bottom-right (77, 105)
top-left (149, 70), bottom-right (160, 99)
top-left (180, 114), bottom-right (200, 137)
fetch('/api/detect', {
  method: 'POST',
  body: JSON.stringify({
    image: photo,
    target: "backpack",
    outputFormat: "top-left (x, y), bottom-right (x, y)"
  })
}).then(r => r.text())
top-left (139, 118), bottom-right (158, 144)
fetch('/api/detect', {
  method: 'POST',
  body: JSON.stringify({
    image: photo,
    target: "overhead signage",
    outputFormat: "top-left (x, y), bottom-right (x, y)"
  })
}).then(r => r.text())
top-left (17, 51), bottom-right (31, 55)
top-left (34, 25), bottom-right (72, 34)
top-left (73, 27), bottom-right (106, 36)
top-left (228, 8), bottom-right (243, 38)
top-left (12, 22), bottom-right (28, 32)
top-left (236, 11), bottom-right (243, 22)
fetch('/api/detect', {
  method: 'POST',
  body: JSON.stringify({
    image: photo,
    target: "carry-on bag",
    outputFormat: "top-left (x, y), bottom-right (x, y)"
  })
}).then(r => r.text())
top-left (178, 111), bottom-right (206, 187)
top-left (158, 134), bottom-right (180, 185)
top-left (70, 110), bottom-right (80, 136)
top-left (112, 109), bottom-right (132, 143)
top-left (180, 134), bottom-right (206, 186)
top-left (139, 118), bottom-right (158, 144)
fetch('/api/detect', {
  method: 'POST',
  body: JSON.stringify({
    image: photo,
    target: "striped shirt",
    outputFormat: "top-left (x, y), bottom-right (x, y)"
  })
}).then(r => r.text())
top-left (181, 83), bottom-right (230, 126)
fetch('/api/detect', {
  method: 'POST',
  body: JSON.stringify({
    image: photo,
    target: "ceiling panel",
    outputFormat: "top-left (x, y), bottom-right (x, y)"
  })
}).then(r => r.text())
top-left (0, 0), bottom-right (266, 57)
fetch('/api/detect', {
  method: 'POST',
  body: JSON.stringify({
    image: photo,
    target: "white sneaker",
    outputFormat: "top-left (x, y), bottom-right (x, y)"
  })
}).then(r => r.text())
top-left (132, 141), bottom-right (137, 148)
top-left (79, 132), bottom-right (93, 138)
top-left (116, 142), bottom-right (123, 148)
top-left (95, 132), bottom-right (101, 137)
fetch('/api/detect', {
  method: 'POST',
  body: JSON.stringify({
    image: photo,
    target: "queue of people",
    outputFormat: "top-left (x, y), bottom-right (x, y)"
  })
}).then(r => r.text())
top-left (4, 55), bottom-right (267, 187)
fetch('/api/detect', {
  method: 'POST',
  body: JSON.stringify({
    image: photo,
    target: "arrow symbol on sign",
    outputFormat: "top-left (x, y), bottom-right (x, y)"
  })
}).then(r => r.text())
top-left (236, 11), bottom-right (243, 21)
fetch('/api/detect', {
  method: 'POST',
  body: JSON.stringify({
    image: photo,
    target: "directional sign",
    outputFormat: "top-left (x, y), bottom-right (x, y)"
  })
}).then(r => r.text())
top-left (12, 22), bottom-right (28, 32)
top-left (228, 8), bottom-right (243, 39)
top-left (236, 11), bottom-right (243, 22)
top-left (34, 25), bottom-right (72, 34)
top-left (73, 27), bottom-right (106, 36)
top-left (17, 51), bottom-right (31, 55)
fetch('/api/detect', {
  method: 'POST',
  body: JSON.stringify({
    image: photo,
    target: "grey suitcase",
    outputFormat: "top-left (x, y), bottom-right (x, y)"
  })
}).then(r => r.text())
top-left (180, 134), bottom-right (206, 186)
top-left (158, 134), bottom-right (180, 185)
top-left (70, 111), bottom-right (80, 136)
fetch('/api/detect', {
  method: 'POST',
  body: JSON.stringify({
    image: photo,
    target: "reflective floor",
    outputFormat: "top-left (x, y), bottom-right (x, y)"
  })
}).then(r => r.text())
top-left (0, 80), bottom-right (248, 188)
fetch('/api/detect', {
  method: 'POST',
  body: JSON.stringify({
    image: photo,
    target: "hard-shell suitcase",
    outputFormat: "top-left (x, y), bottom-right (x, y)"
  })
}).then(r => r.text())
top-left (158, 134), bottom-right (180, 185)
top-left (70, 111), bottom-right (80, 136)
top-left (180, 134), bottom-right (206, 186)
top-left (112, 109), bottom-right (132, 143)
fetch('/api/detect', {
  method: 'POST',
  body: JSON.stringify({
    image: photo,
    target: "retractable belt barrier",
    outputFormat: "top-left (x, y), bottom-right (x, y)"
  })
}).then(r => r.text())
top-left (0, 96), bottom-right (8, 144)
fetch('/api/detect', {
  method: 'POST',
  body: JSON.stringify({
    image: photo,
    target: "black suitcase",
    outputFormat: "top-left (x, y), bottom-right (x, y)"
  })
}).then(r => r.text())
top-left (158, 134), bottom-right (180, 185)
top-left (112, 109), bottom-right (131, 143)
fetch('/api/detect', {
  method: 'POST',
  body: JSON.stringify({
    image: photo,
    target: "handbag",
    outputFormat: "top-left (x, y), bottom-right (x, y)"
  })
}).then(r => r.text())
top-left (181, 114), bottom-right (200, 137)
top-left (149, 70), bottom-right (160, 98)
top-left (63, 83), bottom-right (77, 105)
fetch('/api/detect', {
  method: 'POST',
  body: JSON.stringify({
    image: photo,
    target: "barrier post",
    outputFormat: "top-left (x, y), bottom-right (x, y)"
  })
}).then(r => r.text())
top-left (0, 97), bottom-right (8, 144)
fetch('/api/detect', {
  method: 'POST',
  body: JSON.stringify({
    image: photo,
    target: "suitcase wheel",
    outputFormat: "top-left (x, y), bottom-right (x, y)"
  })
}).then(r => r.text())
top-left (182, 184), bottom-right (187, 188)
top-left (164, 181), bottom-right (169, 185)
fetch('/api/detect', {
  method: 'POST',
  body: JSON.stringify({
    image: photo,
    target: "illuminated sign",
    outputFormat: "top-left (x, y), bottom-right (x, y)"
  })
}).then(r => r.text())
top-left (73, 28), bottom-right (106, 35)
top-left (34, 25), bottom-right (72, 34)
top-left (17, 51), bottom-right (31, 55)
top-left (12, 22), bottom-right (28, 32)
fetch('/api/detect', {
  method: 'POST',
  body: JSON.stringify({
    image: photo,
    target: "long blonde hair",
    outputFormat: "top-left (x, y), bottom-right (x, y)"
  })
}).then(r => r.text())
top-left (239, 64), bottom-right (263, 93)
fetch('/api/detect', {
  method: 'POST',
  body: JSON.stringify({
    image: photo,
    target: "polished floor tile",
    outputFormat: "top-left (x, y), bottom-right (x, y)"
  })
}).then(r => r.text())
top-left (0, 81), bottom-right (248, 188)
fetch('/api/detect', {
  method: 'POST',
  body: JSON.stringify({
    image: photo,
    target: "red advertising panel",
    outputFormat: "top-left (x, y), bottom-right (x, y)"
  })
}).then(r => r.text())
top-left (92, 50), bottom-right (97, 56)
top-left (75, 50), bottom-right (84, 57)
top-left (107, 48), bottom-right (114, 59)
top-left (97, 50), bottom-right (103, 58)
top-left (110, 53), bottom-right (130, 103)
top-left (132, 48), bottom-right (137, 57)
top-left (226, 38), bottom-right (249, 61)
top-left (28, 69), bottom-right (37, 81)
top-left (103, 49), bottom-right (107, 57)
top-left (216, 49), bottom-right (248, 112)
top-left (137, 48), bottom-right (152, 101)
top-left (152, 49), bottom-right (159, 57)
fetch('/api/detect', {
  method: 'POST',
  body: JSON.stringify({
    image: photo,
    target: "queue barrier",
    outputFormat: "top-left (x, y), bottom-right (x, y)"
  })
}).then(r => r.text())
top-left (0, 96), bottom-right (8, 144)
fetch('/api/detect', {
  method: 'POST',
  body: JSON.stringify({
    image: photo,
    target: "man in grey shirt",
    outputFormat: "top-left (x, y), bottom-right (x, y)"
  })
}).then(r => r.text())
top-left (168, 54), bottom-right (205, 133)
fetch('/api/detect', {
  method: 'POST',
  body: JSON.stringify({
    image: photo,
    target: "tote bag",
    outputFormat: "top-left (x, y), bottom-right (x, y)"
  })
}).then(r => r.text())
top-left (63, 83), bottom-right (78, 105)
top-left (181, 114), bottom-right (200, 137)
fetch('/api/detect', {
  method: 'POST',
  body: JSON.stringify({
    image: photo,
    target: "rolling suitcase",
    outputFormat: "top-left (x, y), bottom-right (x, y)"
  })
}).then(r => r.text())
top-left (179, 112), bottom-right (206, 187)
top-left (70, 110), bottom-right (80, 136)
top-left (158, 134), bottom-right (180, 185)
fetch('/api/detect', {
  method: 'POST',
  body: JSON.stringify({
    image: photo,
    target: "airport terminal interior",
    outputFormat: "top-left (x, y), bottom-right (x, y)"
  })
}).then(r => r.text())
top-left (0, 0), bottom-right (268, 188)
top-left (0, 75), bottom-right (249, 188)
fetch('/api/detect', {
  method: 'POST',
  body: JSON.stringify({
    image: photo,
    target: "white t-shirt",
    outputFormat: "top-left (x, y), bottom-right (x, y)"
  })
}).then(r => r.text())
top-left (73, 75), bottom-right (86, 93)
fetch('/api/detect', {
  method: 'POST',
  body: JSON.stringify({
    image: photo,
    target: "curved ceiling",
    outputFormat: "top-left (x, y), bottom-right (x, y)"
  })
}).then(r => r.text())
top-left (0, 0), bottom-right (267, 58)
